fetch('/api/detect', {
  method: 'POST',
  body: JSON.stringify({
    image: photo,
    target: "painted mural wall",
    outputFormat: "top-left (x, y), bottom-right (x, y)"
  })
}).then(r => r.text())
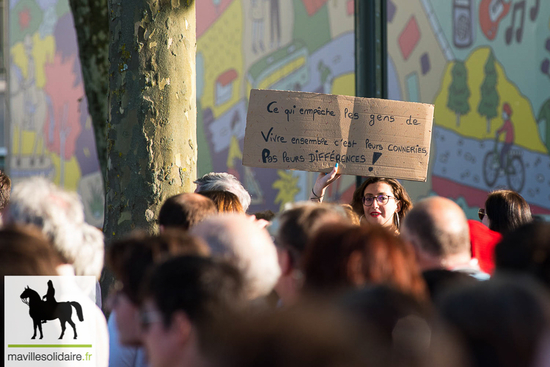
top-left (8, 0), bottom-right (104, 227)
top-left (385, 0), bottom-right (550, 218)
top-left (7, 0), bottom-right (550, 222)
top-left (196, 0), bottom-right (357, 214)
top-left (196, 0), bottom-right (550, 217)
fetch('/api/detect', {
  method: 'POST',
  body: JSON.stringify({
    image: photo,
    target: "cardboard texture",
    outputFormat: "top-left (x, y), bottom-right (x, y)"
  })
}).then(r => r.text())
top-left (243, 89), bottom-right (434, 181)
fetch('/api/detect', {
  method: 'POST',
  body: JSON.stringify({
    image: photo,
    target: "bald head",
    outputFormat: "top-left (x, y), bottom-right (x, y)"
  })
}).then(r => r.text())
top-left (402, 197), bottom-right (470, 258)
top-left (158, 193), bottom-right (217, 231)
top-left (191, 214), bottom-right (281, 300)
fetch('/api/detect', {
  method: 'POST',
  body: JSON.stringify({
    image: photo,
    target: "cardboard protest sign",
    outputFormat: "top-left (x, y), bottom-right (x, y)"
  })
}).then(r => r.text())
top-left (243, 89), bottom-right (434, 181)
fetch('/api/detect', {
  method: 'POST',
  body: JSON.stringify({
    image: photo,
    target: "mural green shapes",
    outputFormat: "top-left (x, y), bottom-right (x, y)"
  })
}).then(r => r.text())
top-left (197, 101), bottom-right (213, 176)
top-left (537, 99), bottom-right (550, 154)
top-left (10, 0), bottom-right (44, 45)
top-left (447, 60), bottom-right (471, 127)
top-left (292, 0), bottom-right (331, 54)
top-left (478, 50), bottom-right (499, 134)
top-left (477, 50), bottom-right (499, 133)
top-left (272, 169), bottom-right (300, 211)
top-left (55, 0), bottom-right (71, 18)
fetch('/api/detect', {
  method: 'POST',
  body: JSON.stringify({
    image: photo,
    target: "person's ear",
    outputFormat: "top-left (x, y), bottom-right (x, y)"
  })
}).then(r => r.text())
top-left (396, 200), bottom-right (402, 213)
top-left (171, 311), bottom-right (192, 345)
top-left (277, 247), bottom-right (292, 276)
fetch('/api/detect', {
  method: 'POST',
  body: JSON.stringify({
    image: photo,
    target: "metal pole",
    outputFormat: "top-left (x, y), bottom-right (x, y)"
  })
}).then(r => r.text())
top-left (355, 0), bottom-right (387, 189)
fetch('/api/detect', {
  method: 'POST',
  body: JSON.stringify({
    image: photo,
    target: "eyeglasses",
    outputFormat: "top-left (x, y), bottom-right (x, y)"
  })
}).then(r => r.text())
top-left (139, 310), bottom-right (164, 331)
top-left (362, 194), bottom-right (395, 206)
top-left (478, 208), bottom-right (486, 221)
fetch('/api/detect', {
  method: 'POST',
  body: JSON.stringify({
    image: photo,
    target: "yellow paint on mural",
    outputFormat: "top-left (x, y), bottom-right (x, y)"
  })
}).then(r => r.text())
top-left (331, 73), bottom-right (355, 96)
top-left (226, 135), bottom-right (242, 168)
top-left (198, 0), bottom-right (243, 118)
top-left (272, 170), bottom-right (300, 211)
top-left (258, 57), bottom-right (306, 90)
top-left (10, 34), bottom-right (55, 88)
top-left (50, 154), bottom-right (82, 191)
top-left (14, 129), bottom-right (44, 155)
top-left (434, 47), bottom-right (547, 153)
top-left (11, 43), bottom-right (28, 77)
top-left (32, 33), bottom-right (55, 88)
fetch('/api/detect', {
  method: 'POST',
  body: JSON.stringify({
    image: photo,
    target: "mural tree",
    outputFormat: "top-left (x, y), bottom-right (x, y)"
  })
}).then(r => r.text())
top-left (537, 99), bottom-right (550, 154)
top-left (447, 60), bottom-right (470, 127)
top-left (478, 51), bottom-right (499, 133)
top-left (105, 0), bottom-right (197, 241)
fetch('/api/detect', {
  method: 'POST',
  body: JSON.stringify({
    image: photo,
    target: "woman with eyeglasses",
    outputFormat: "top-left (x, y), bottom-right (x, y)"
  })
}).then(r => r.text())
top-left (310, 165), bottom-right (412, 233)
top-left (478, 189), bottom-right (532, 235)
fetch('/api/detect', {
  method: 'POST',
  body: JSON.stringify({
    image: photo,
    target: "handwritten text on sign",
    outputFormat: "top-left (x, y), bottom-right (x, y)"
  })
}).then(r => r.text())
top-left (242, 90), bottom-right (434, 181)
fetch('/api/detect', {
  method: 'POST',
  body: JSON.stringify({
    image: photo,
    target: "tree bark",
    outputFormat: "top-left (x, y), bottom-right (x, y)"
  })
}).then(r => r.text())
top-left (68, 0), bottom-right (110, 181)
top-left (105, 0), bottom-right (196, 241)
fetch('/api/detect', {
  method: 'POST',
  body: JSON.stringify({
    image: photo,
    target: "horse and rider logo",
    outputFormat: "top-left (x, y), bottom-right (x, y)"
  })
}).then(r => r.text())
top-left (19, 280), bottom-right (84, 340)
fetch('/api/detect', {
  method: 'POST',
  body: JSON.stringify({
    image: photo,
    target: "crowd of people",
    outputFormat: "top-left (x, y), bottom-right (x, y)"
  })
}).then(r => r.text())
top-left (1, 167), bottom-right (550, 367)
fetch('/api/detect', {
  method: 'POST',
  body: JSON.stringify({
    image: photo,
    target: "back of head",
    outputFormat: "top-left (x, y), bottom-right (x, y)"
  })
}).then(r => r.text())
top-left (485, 190), bottom-right (532, 235)
top-left (0, 225), bottom-right (61, 277)
top-left (191, 213), bottom-right (280, 300)
top-left (4, 177), bottom-right (103, 277)
top-left (158, 193), bottom-right (217, 231)
top-left (208, 304), bottom-right (367, 367)
top-left (144, 255), bottom-right (246, 332)
top-left (402, 197), bottom-right (470, 258)
top-left (495, 221), bottom-right (550, 288)
top-left (107, 230), bottom-right (210, 304)
top-left (198, 190), bottom-right (244, 213)
top-left (303, 223), bottom-right (427, 301)
top-left (437, 276), bottom-right (550, 367)
top-left (0, 225), bottom-right (61, 362)
top-left (195, 172), bottom-right (251, 211)
top-left (274, 202), bottom-right (350, 268)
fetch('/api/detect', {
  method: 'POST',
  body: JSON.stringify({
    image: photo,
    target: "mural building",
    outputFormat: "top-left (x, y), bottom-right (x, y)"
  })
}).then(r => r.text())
top-left (6, 0), bottom-right (550, 225)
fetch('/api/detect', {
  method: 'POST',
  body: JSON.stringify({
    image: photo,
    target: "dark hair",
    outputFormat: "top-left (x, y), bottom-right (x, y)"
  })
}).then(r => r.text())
top-left (0, 225), bottom-right (61, 276)
top-left (484, 190), bottom-right (531, 235)
top-left (340, 286), bottom-right (442, 367)
top-left (198, 190), bottom-right (244, 213)
top-left (350, 177), bottom-right (412, 229)
top-left (0, 170), bottom-right (11, 211)
top-left (144, 256), bottom-right (246, 330)
top-left (158, 193), bottom-right (217, 230)
top-left (495, 222), bottom-right (550, 288)
top-left (302, 223), bottom-right (427, 301)
top-left (253, 210), bottom-right (276, 221)
top-left (275, 203), bottom-right (348, 268)
top-left (437, 276), bottom-right (550, 367)
top-left (107, 230), bottom-right (210, 304)
top-left (208, 304), bottom-right (367, 367)
top-left (0, 225), bottom-right (61, 362)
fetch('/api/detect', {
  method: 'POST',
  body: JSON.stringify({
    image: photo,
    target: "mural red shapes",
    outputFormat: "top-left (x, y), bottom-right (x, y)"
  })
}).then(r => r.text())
top-left (301, 0), bottom-right (329, 16)
top-left (19, 8), bottom-right (31, 29)
top-left (479, 0), bottom-right (511, 40)
top-left (197, 0), bottom-right (235, 38)
top-left (43, 53), bottom-right (83, 160)
top-left (398, 16), bottom-right (420, 61)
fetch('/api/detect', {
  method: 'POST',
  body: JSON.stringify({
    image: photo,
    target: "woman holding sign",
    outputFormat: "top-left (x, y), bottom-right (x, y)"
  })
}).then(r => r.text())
top-left (310, 165), bottom-right (412, 233)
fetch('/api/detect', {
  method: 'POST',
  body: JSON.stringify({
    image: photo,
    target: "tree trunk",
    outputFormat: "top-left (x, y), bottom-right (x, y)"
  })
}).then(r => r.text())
top-left (487, 117), bottom-right (491, 133)
top-left (68, 0), bottom-right (110, 181)
top-left (105, 0), bottom-right (196, 240)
